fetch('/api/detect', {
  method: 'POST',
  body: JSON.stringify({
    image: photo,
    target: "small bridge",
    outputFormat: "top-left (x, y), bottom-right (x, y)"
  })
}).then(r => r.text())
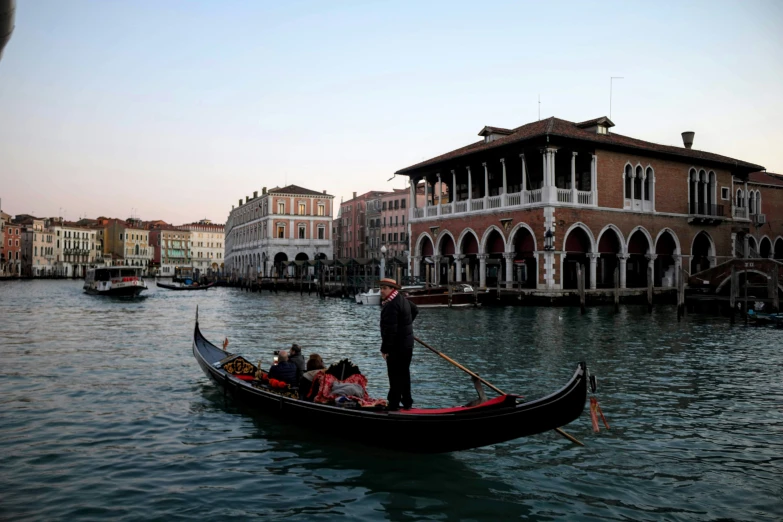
top-left (689, 258), bottom-right (782, 292)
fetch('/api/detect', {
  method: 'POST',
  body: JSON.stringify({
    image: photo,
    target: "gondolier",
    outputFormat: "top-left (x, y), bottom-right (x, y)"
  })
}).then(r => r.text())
top-left (379, 277), bottom-right (418, 411)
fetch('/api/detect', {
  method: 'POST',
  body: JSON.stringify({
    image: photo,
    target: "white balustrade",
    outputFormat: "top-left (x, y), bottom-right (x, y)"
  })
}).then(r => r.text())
top-left (557, 188), bottom-right (573, 203)
top-left (413, 207), bottom-right (424, 218)
top-left (505, 192), bottom-right (522, 206)
top-left (577, 191), bottom-right (593, 205)
top-left (441, 203), bottom-right (453, 215)
top-left (470, 199), bottom-right (484, 211)
top-left (426, 206), bottom-right (438, 217)
top-left (455, 201), bottom-right (468, 213)
top-left (526, 189), bottom-right (543, 204)
top-left (487, 195), bottom-right (503, 209)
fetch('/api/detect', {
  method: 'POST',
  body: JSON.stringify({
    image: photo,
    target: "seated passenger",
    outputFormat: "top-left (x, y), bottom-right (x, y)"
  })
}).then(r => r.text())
top-left (289, 344), bottom-right (306, 382)
top-left (268, 350), bottom-right (297, 386)
top-left (298, 354), bottom-right (326, 401)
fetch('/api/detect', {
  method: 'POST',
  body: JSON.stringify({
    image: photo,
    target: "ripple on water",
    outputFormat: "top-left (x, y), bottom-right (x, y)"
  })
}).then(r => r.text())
top-left (0, 280), bottom-right (782, 521)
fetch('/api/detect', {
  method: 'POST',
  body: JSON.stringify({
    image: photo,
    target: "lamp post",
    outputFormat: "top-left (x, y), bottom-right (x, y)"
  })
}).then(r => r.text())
top-left (544, 228), bottom-right (554, 251)
top-left (380, 245), bottom-right (387, 279)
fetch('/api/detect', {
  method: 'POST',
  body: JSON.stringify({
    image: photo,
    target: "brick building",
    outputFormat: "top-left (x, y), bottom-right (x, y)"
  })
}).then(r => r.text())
top-left (396, 116), bottom-right (779, 290)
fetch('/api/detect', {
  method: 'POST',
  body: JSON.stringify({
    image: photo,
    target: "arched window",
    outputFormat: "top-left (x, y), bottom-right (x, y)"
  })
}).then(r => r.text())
top-left (748, 191), bottom-right (756, 216)
top-left (644, 167), bottom-right (652, 201)
top-left (755, 190), bottom-right (762, 214)
top-left (624, 164), bottom-right (632, 199)
top-left (634, 165), bottom-right (643, 201)
top-left (736, 188), bottom-right (744, 208)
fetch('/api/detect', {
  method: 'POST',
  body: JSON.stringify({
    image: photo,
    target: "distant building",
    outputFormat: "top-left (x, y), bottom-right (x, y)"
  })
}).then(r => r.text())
top-left (149, 226), bottom-right (190, 277)
top-left (225, 185), bottom-right (334, 279)
top-left (104, 218), bottom-right (153, 274)
top-left (1, 209), bottom-right (20, 276)
top-left (333, 190), bottom-right (386, 259)
top-left (49, 219), bottom-right (100, 277)
top-left (179, 219), bottom-right (225, 275)
top-left (18, 217), bottom-right (53, 277)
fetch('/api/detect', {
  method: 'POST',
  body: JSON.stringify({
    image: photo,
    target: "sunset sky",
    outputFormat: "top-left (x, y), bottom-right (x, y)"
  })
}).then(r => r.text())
top-left (1, 0), bottom-right (781, 224)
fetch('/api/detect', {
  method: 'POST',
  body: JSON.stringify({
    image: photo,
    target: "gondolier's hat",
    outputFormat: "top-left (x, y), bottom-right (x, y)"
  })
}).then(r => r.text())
top-left (379, 278), bottom-right (400, 289)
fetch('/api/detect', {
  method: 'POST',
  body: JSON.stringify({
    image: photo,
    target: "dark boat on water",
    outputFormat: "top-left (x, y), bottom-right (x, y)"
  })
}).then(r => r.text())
top-left (157, 281), bottom-right (215, 291)
top-left (192, 314), bottom-right (588, 453)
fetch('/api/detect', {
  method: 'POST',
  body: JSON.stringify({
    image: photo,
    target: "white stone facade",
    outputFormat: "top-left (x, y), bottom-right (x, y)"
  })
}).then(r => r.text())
top-left (225, 185), bottom-right (334, 279)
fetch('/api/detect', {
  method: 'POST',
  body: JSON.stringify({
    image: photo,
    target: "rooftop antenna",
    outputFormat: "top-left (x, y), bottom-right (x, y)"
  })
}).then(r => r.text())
top-left (610, 76), bottom-right (624, 120)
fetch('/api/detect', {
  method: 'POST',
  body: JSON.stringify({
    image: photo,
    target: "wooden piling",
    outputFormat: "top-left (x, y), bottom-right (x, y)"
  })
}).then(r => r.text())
top-left (729, 265), bottom-right (736, 324)
top-left (578, 264), bottom-right (585, 315)
top-left (744, 266), bottom-right (748, 326)
top-left (613, 266), bottom-right (619, 313)
top-left (773, 263), bottom-right (780, 312)
top-left (647, 265), bottom-right (653, 314)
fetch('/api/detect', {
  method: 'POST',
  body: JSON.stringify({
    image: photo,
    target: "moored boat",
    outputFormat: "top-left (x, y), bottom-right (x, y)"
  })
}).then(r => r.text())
top-left (157, 281), bottom-right (214, 291)
top-left (404, 284), bottom-right (484, 308)
top-left (84, 267), bottom-right (147, 296)
top-left (192, 313), bottom-right (588, 453)
top-left (360, 288), bottom-right (381, 306)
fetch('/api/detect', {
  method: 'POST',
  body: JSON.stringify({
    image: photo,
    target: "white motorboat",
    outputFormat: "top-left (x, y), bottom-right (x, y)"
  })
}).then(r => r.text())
top-left (84, 267), bottom-right (147, 296)
top-left (360, 288), bottom-right (381, 306)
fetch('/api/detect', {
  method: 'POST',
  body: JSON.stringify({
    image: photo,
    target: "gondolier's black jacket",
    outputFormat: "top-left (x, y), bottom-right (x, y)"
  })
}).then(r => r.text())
top-left (380, 292), bottom-right (419, 355)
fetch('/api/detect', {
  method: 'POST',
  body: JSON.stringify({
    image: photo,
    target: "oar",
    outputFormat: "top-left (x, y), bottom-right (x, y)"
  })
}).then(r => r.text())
top-left (414, 336), bottom-right (585, 447)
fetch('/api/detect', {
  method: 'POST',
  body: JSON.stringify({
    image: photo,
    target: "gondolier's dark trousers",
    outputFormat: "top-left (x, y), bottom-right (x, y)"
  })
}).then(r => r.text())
top-left (386, 349), bottom-right (413, 409)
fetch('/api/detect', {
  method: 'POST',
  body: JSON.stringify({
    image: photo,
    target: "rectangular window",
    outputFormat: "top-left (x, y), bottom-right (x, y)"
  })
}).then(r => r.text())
top-left (277, 226), bottom-right (285, 238)
top-left (401, 199), bottom-right (406, 208)
top-left (394, 200), bottom-right (399, 210)
top-left (318, 227), bottom-right (325, 240)
top-left (402, 215), bottom-right (405, 226)
top-left (382, 233), bottom-right (386, 242)
top-left (278, 202), bottom-right (285, 214)
top-left (721, 187), bottom-right (729, 200)
top-left (395, 216), bottom-right (399, 226)
top-left (299, 203), bottom-right (306, 215)
top-left (298, 225), bottom-right (306, 239)
top-left (394, 233), bottom-right (398, 242)
top-left (318, 204), bottom-right (325, 216)
top-left (382, 202), bottom-right (387, 210)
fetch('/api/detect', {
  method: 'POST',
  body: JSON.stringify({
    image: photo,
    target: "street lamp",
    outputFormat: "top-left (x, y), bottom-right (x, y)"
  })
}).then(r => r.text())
top-left (380, 245), bottom-right (387, 278)
top-left (544, 228), bottom-right (554, 251)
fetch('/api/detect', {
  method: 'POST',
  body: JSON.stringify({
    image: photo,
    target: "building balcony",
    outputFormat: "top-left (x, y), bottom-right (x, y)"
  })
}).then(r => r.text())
top-left (688, 203), bottom-right (725, 224)
top-left (411, 187), bottom-right (593, 221)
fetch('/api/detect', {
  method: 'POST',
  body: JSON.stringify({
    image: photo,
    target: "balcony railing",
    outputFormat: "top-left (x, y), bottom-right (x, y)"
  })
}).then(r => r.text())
top-left (734, 207), bottom-right (748, 219)
top-left (487, 195), bottom-right (503, 209)
top-left (557, 188), bottom-right (572, 203)
top-left (470, 199), bottom-right (484, 211)
top-left (455, 201), bottom-right (468, 213)
top-left (577, 190), bottom-right (593, 205)
top-left (689, 203), bottom-right (725, 217)
top-left (526, 189), bottom-right (543, 204)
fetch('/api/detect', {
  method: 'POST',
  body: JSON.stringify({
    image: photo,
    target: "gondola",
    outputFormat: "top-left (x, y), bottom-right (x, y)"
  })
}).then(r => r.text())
top-left (157, 281), bottom-right (215, 291)
top-left (192, 313), bottom-right (589, 453)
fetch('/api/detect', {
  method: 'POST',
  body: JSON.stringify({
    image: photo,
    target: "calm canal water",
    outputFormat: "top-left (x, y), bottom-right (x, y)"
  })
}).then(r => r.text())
top-left (0, 280), bottom-right (781, 521)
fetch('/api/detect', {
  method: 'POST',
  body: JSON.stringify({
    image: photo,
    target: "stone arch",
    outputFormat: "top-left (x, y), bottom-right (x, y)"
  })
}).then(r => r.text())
top-left (759, 236), bottom-right (773, 258)
top-left (774, 237), bottom-right (783, 260)
top-left (414, 232), bottom-right (435, 258)
top-left (596, 224), bottom-right (627, 254)
top-left (507, 223), bottom-right (538, 253)
top-left (562, 222), bottom-right (596, 253)
top-left (562, 222), bottom-right (595, 289)
top-left (690, 231), bottom-right (715, 274)
top-left (626, 227), bottom-right (654, 288)
top-left (655, 228), bottom-right (682, 255)
top-left (435, 230), bottom-right (457, 255)
top-left (748, 235), bottom-right (758, 254)
top-left (481, 226), bottom-right (506, 287)
top-left (457, 228), bottom-right (480, 254)
top-left (480, 225), bottom-right (507, 254)
top-left (508, 223), bottom-right (538, 288)
top-left (595, 224), bottom-right (625, 288)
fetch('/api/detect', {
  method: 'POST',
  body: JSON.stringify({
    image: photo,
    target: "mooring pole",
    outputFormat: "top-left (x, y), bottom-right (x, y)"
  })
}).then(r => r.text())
top-left (744, 266), bottom-right (749, 326)
top-left (578, 264), bottom-right (586, 315)
top-left (613, 266), bottom-right (619, 313)
top-left (647, 264), bottom-right (653, 314)
top-left (730, 265), bottom-right (736, 325)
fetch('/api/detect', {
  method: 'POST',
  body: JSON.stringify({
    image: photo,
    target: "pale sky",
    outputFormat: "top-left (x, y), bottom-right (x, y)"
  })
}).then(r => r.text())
top-left (1, 0), bottom-right (781, 225)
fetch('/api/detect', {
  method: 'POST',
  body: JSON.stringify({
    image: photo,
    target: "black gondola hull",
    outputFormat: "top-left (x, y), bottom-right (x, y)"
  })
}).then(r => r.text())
top-left (193, 321), bottom-right (587, 453)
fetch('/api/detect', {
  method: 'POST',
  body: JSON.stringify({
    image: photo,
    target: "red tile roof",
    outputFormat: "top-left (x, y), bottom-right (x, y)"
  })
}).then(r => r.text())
top-left (749, 171), bottom-right (783, 187)
top-left (269, 185), bottom-right (332, 197)
top-left (396, 116), bottom-right (764, 175)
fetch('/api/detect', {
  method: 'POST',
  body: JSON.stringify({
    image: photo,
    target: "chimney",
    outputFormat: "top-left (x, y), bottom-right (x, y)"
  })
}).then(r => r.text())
top-left (253, 191), bottom-right (258, 198)
top-left (239, 199), bottom-right (242, 206)
top-left (353, 191), bottom-right (357, 200)
top-left (262, 187), bottom-right (267, 195)
top-left (245, 196), bottom-right (249, 203)
top-left (323, 190), bottom-right (326, 194)
top-left (681, 131), bottom-right (695, 149)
